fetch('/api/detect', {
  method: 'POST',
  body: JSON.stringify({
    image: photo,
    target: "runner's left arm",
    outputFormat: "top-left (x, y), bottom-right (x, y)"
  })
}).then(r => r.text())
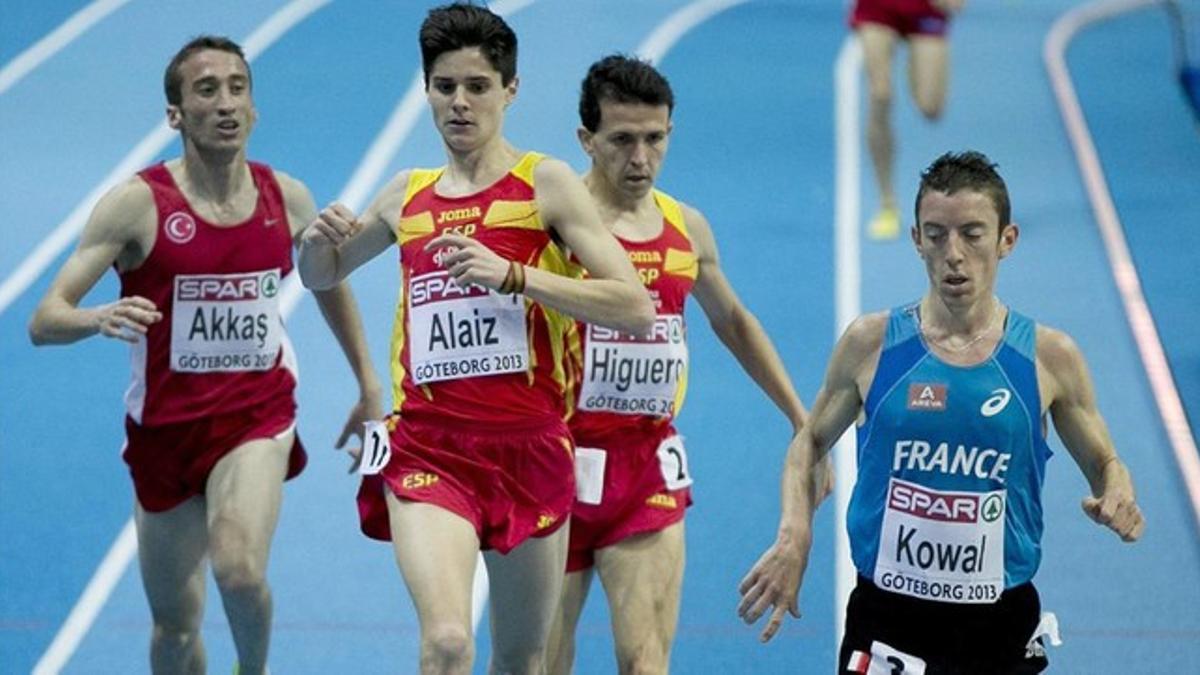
top-left (685, 204), bottom-right (807, 431)
top-left (1039, 326), bottom-right (1144, 542)
top-left (280, 172), bottom-right (384, 448)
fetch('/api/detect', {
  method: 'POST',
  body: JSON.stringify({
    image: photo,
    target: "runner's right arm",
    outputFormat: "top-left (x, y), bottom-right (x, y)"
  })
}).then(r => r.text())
top-left (737, 313), bottom-right (883, 642)
top-left (298, 171), bottom-right (409, 290)
top-left (29, 179), bottom-right (161, 345)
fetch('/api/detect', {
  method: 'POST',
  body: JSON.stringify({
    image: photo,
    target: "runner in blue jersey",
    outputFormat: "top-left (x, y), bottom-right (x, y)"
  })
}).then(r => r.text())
top-left (737, 151), bottom-right (1144, 673)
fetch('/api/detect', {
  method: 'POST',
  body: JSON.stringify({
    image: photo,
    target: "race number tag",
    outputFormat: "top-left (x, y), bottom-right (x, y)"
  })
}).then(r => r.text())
top-left (846, 641), bottom-right (927, 674)
top-left (407, 270), bottom-right (528, 384)
top-left (873, 478), bottom-right (1005, 604)
top-left (574, 446), bottom-right (607, 505)
top-left (170, 269), bottom-right (283, 372)
top-left (357, 420), bottom-right (392, 475)
top-left (578, 315), bottom-right (687, 417)
top-left (655, 435), bottom-right (692, 490)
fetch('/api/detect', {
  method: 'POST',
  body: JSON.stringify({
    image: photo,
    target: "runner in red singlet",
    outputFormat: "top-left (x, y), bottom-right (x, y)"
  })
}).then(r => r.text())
top-left (851, 0), bottom-right (964, 240)
top-left (29, 36), bottom-right (381, 675)
top-left (543, 55), bottom-right (824, 675)
top-left (297, 6), bottom-right (653, 674)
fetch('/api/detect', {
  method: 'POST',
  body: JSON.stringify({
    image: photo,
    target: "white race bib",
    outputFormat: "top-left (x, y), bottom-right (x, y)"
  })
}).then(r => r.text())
top-left (358, 420), bottom-right (392, 475)
top-left (873, 478), bottom-right (1005, 604)
top-left (407, 270), bottom-right (529, 384)
top-left (847, 641), bottom-right (927, 675)
top-left (574, 446), bottom-right (607, 505)
top-left (655, 434), bottom-right (692, 490)
top-left (171, 269), bottom-right (283, 373)
top-left (578, 314), bottom-right (687, 417)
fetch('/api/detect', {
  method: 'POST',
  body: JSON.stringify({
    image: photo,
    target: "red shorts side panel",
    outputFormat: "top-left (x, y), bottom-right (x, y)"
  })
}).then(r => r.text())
top-left (123, 396), bottom-right (305, 513)
top-left (357, 416), bottom-right (575, 554)
top-left (849, 0), bottom-right (949, 37)
top-left (566, 425), bottom-right (692, 572)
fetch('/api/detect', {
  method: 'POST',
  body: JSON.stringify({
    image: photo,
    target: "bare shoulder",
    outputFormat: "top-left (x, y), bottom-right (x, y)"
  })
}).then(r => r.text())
top-left (842, 311), bottom-right (889, 357)
top-left (271, 169), bottom-right (315, 205)
top-left (677, 200), bottom-right (717, 262)
top-left (1035, 324), bottom-right (1090, 402)
top-left (1036, 324), bottom-right (1084, 372)
top-left (678, 200), bottom-right (712, 235)
top-left (531, 155), bottom-right (578, 190)
top-left (365, 169), bottom-right (414, 227)
top-left (89, 176), bottom-right (156, 239)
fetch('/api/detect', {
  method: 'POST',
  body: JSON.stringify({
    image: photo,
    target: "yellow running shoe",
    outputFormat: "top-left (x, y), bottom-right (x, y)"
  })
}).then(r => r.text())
top-left (868, 206), bottom-right (900, 240)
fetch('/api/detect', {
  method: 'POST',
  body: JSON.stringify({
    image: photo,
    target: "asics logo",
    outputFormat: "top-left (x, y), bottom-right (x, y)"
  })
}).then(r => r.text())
top-left (980, 388), bottom-right (1011, 417)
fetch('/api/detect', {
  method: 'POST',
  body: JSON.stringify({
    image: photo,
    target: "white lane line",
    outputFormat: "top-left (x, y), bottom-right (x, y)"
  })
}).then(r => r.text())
top-left (0, 0), bottom-right (333, 317)
top-left (1045, 0), bottom-right (1200, 534)
top-left (30, 3), bottom-right (334, 673)
top-left (635, 0), bottom-right (751, 64)
top-left (833, 34), bottom-right (863, 657)
top-left (0, 0), bottom-right (132, 96)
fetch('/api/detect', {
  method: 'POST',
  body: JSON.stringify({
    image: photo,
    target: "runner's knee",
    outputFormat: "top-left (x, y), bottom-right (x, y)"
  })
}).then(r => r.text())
top-left (210, 550), bottom-right (268, 597)
top-left (422, 622), bottom-right (473, 670)
top-left (868, 82), bottom-right (893, 109)
top-left (491, 640), bottom-right (545, 674)
top-left (152, 618), bottom-right (202, 649)
top-left (615, 640), bottom-right (668, 675)
top-left (916, 96), bottom-right (943, 121)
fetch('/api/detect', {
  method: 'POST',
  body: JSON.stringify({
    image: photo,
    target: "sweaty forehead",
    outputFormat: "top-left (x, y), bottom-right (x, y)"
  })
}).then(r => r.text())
top-left (917, 189), bottom-right (998, 227)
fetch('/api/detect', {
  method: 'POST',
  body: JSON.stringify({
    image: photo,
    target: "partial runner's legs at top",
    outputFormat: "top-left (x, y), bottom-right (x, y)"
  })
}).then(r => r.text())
top-left (860, 22), bottom-right (903, 240)
top-left (859, 21), bottom-right (950, 240)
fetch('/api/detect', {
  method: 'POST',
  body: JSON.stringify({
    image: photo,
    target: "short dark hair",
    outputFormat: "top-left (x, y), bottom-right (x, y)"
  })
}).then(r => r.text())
top-left (420, 2), bottom-right (517, 87)
top-left (164, 35), bottom-right (250, 106)
top-left (916, 150), bottom-right (1011, 228)
top-left (579, 54), bottom-right (675, 132)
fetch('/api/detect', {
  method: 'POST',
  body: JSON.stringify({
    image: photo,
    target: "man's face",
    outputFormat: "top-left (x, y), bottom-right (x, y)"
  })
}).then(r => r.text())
top-left (579, 101), bottom-right (671, 201)
top-left (912, 189), bottom-right (1017, 307)
top-left (167, 49), bottom-right (255, 152)
top-left (427, 47), bottom-right (516, 153)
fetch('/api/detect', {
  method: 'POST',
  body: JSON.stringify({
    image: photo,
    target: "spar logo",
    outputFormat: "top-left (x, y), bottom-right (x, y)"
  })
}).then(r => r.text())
top-left (164, 211), bottom-right (196, 244)
top-left (409, 272), bottom-right (488, 305)
top-left (177, 273), bottom-right (274, 301)
top-left (888, 481), bottom-right (980, 523)
top-left (591, 315), bottom-right (684, 344)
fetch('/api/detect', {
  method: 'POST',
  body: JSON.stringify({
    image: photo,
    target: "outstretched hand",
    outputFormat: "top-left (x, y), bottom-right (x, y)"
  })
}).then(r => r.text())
top-left (1082, 490), bottom-right (1145, 542)
top-left (737, 530), bottom-right (811, 643)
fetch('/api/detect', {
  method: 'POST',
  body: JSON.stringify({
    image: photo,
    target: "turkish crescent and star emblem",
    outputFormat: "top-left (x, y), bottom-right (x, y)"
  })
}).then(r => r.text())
top-left (164, 211), bottom-right (196, 244)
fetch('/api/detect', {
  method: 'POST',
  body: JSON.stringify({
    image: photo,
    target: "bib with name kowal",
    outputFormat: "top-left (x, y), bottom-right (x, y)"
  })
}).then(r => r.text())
top-left (407, 270), bottom-right (529, 384)
top-left (873, 477), bottom-right (1006, 604)
top-left (171, 269), bottom-right (283, 373)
